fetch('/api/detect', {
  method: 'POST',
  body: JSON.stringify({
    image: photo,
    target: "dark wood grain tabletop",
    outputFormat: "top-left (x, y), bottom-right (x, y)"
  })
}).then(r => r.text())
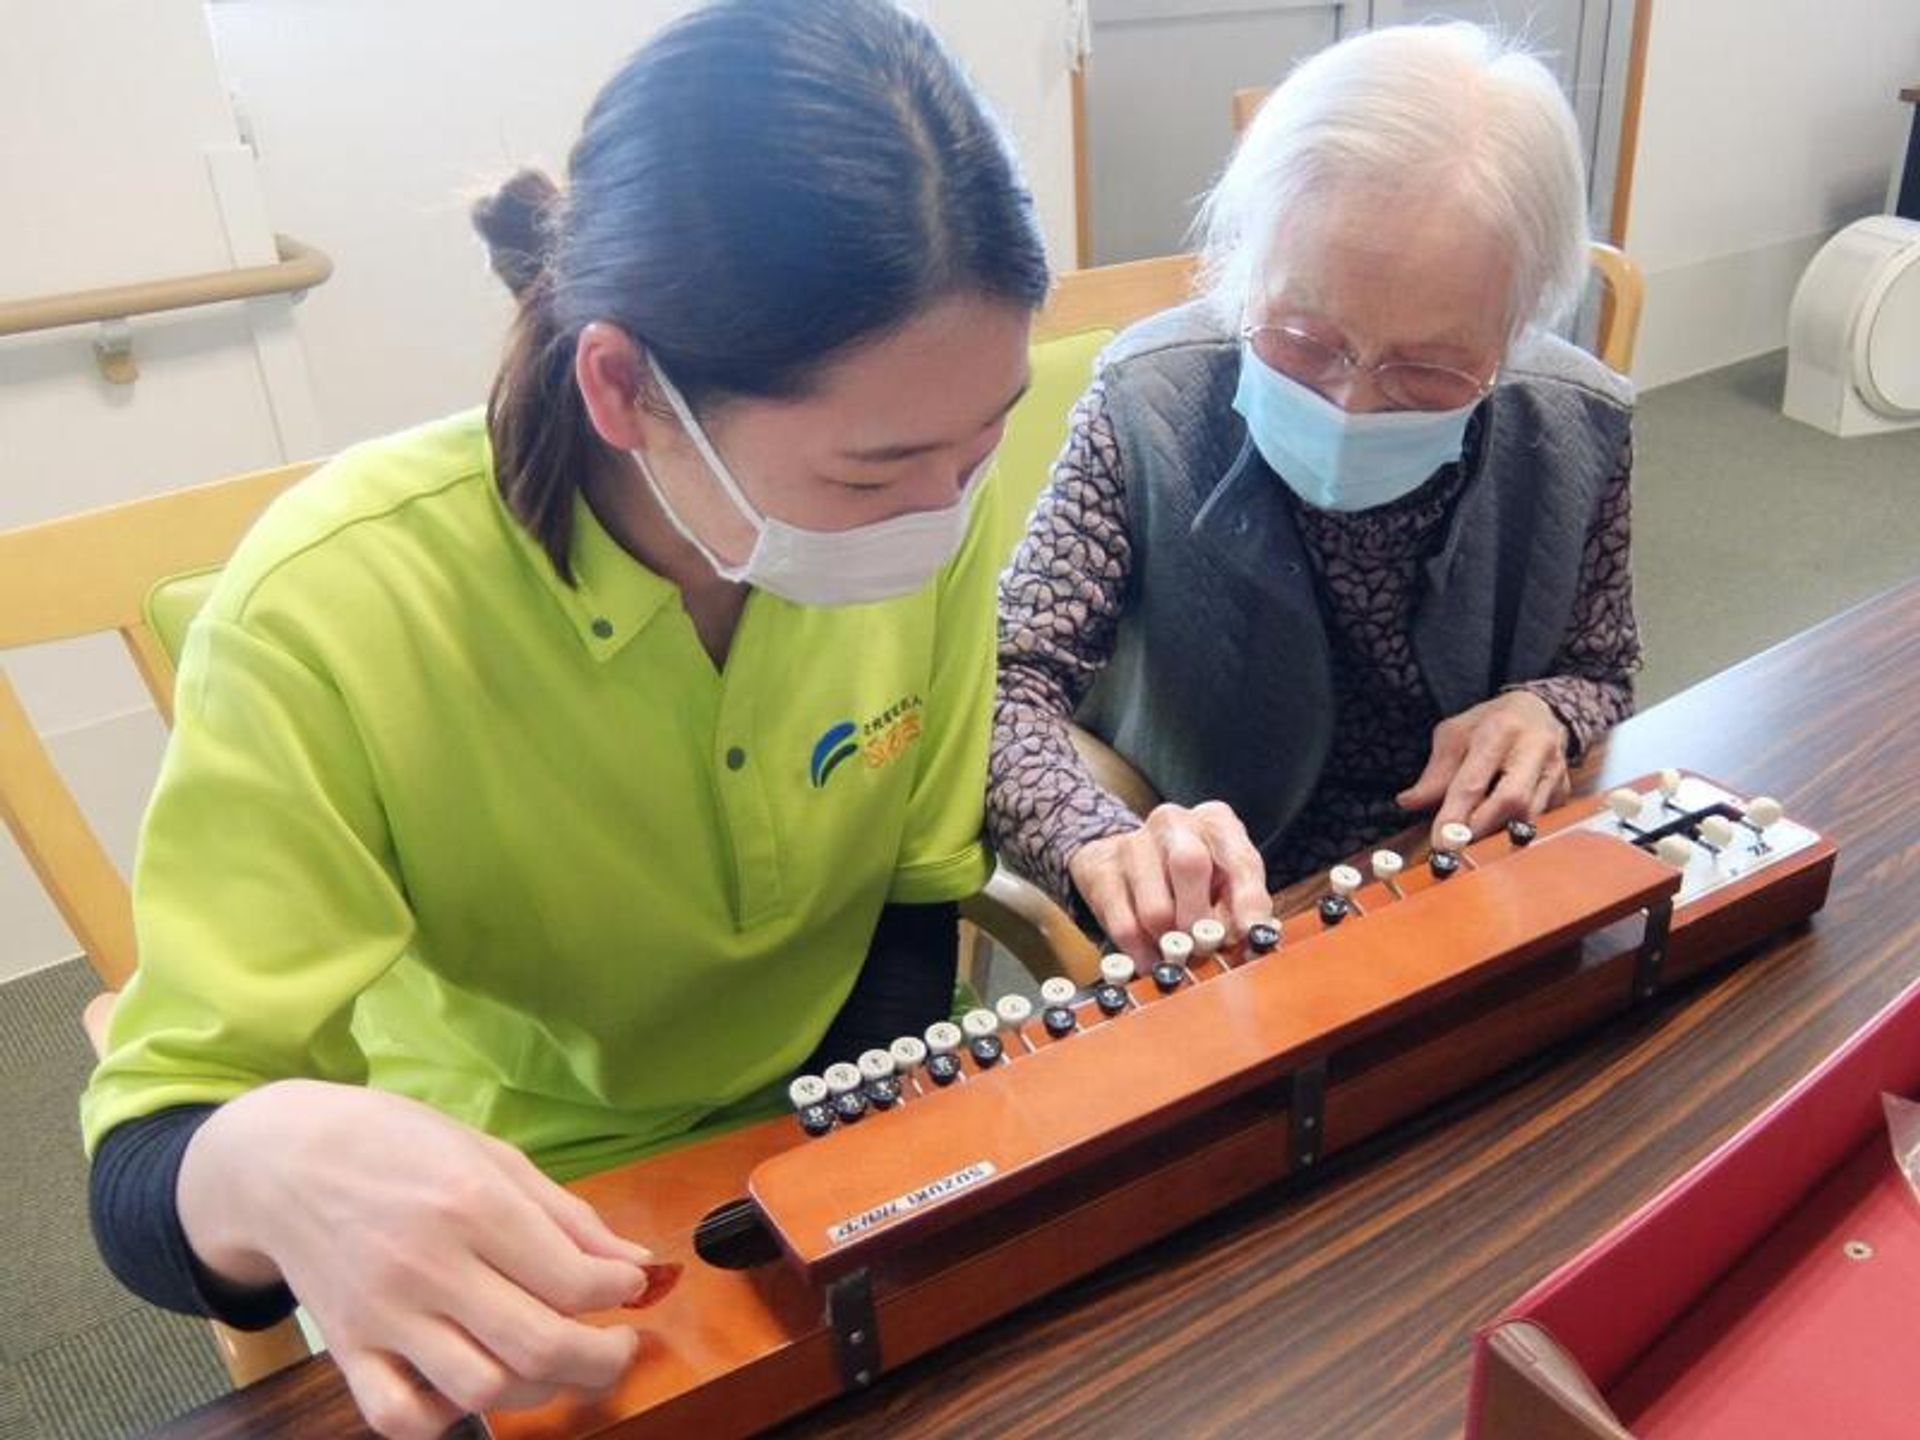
top-left (150, 576), bottom-right (1920, 1440)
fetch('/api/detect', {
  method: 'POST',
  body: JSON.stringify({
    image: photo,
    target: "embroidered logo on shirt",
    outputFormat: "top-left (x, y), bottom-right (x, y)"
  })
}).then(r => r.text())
top-left (809, 694), bottom-right (925, 788)
top-left (809, 722), bottom-right (860, 788)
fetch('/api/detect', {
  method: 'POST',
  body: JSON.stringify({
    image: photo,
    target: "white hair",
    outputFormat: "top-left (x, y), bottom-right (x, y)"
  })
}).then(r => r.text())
top-left (1197, 22), bottom-right (1589, 337)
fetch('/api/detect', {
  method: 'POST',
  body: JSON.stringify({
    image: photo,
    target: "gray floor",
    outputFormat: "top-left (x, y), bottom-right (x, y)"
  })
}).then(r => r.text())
top-left (2, 349), bottom-right (1917, 1438)
top-left (0, 964), bottom-right (225, 1440)
top-left (1631, 350), bottom-right (1920, 706)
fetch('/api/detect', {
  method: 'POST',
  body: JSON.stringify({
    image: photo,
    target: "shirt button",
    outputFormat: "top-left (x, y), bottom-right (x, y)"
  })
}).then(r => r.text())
top-left (725, 747), bottom-right (747, 771)
top-left (590, 617), bottom-right (614, 639)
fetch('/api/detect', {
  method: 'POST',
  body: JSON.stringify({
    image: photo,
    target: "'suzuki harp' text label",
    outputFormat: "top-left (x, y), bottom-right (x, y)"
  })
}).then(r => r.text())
top-left (825, 1161), bottom-right (997, 1245)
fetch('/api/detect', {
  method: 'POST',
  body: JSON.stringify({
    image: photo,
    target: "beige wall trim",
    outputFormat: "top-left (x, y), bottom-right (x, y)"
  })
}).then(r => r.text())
top-left (0, 233), bottom-right (332, 340)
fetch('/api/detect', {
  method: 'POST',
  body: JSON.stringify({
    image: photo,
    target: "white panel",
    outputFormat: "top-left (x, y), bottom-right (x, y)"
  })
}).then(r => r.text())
top-left (0, 0), bottom-right (241, 291)
top-left (1632, 230), bottom-right (1832, 390)
top-left (1088, 2), bottom-right (1341, 263)
top-left (1629, 0), bottom-right (1920, 276)
top-left (205, 141), bottom-right (325, 461)
top-left (1626, 0), bottom-right (1920, 385)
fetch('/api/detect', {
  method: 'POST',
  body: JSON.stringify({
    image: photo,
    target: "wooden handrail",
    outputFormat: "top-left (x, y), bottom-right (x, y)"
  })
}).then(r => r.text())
top-left (0, 233), bottom-right (332, 339)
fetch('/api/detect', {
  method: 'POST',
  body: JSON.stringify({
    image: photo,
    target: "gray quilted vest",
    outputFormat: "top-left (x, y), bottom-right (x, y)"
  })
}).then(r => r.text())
top-left (1074, 302), bottom-right (1634, 879)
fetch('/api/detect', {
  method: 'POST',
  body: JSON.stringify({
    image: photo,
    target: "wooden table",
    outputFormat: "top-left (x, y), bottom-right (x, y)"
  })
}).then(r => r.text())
top-left (152, 578), bottom-right (1920, 1440)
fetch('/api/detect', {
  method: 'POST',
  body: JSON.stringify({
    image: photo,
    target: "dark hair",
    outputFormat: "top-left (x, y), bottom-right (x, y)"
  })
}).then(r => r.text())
top-left (471, 0), bottom-right (1051, 578)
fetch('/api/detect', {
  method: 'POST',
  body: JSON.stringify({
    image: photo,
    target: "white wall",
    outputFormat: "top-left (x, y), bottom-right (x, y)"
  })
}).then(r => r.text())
top-left (208, 0), bottom-right (1081, 453)
top-left (1, 0), bottom-right (294, 983)
top-left (1, 2), bottom-right (1078, 983)
top-left (1626, 0), bottom-right (1920, 388)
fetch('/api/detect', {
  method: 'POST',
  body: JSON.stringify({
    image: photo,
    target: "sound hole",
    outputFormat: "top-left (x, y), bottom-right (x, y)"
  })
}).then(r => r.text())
top-left (693, 1198), bottom-right (782, 1270)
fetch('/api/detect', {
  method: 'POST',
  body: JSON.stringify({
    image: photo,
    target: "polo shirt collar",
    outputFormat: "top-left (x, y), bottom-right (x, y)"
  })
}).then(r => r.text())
top-left (567, 492), bottom-right (686, 660)
top-left (504, 484), bottom-right (680, 661)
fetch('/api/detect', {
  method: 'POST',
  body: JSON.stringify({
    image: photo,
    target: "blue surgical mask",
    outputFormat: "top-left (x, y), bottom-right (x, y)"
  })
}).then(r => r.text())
top-left (1231, 343), bottom-right (1480, 512)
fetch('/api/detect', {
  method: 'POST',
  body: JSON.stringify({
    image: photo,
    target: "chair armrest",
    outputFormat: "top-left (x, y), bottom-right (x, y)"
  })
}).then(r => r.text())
top-left (960, 865), bottom-right (1103, 986)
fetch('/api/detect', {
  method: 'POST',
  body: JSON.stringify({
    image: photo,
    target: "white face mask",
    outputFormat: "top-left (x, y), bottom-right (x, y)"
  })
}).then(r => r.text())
top-left (630, 355), bottom-right (989, 607)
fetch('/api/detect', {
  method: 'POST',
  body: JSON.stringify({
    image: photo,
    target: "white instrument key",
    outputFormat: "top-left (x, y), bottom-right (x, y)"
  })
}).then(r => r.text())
top-left (823, 1062), bottom-right (863, 1095)
top-left (1329, 864), bottom-right (1364, 897)
top-left (1699, 815), bottom-right (1737, 850)
top-left (995, 994), bottom-right (1034, 1028)
top-left (1659, 768), bottom-right (1684, 797)
top-left (1039, 977), bottom-right (1077, 1007)
top-left (962, 1007), bottom-right (1000, 1039)
top-left (924, 1021), bottom-right (962, 1054)
top-left (1656, 835), bottom-right (1696, 870)
top-left (1371, 850), bottom-right (1405, 880)
top-left (857, 1049), bottom-right (895, 1081)
top-left (1189, 918), bottom-right (1227, 955)
top-left (789, 1075), bottom-right (829, 1110)
top-left (889, 1036), bottom-right (928, 1071)
top-left (1607, 788), bottom-right (1645, 824)
top-left (1746, 796), bottom-right (1784, 831)
top-left (1438, 821), bottom-right (1475, 852)
top-left (1100, 952), bottom-right (1137, 986)
top-left (1159, 931), bottom-right (1196, 967)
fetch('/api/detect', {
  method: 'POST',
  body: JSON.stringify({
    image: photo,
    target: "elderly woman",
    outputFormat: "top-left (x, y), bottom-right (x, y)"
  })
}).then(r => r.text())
top-left (987, 23), bottom-right (1639, 962)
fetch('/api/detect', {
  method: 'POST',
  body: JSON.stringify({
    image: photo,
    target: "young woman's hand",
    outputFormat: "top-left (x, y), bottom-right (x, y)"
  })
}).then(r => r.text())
top-left (1398, 690), bottom-right (1571, 846)
top-left (1067, 801), bottom-right (1273, 965)
top-left (178, 1080), bottom-right (652, 1440)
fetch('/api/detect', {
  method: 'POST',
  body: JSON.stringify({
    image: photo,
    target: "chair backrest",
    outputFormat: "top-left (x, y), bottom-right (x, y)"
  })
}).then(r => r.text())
top-left (989, 253), bottom-right (1205, 554)
top-left (1036, 253), bottom-right (1201, 343)
top-left (1226, 85), bottom-right (1645, 374)
top-left (0, 461), bottom-right (318, 987)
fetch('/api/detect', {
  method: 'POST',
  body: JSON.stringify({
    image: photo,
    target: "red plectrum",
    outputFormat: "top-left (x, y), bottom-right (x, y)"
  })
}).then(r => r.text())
top-left (623, 1261), bottom-right (683, 1310)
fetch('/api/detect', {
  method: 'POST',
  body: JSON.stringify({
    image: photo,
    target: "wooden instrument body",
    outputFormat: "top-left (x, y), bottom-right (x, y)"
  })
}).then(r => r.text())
top-left (489, 774), bottom-right (1836, 1440)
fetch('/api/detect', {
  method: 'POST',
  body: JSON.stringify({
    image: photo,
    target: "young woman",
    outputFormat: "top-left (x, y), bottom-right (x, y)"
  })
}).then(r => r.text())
top-left (83, 3), bottom-right (1046, 1435)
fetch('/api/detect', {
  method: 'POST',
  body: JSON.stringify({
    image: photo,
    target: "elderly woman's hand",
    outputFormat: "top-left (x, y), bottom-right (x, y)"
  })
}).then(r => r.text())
top-left (1397, 691), bottom-right (1571, 846)
top-left (1066, 801), bottom-right (1274, 966)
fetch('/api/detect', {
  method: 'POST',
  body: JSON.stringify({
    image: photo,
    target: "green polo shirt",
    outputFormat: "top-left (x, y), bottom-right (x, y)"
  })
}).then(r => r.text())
top-left (81, 410), bottom-right (999, 1179)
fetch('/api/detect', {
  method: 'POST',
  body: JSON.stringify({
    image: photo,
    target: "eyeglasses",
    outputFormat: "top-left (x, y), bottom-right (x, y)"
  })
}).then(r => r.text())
top-left (1241, 323), bottom-right (1496, 413)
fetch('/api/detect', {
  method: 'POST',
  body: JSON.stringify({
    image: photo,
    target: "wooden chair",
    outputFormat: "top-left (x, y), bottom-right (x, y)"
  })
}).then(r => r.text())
top-left (0, 460), bottom-right (320, 1386)
top-left (1228, 85), bottom-right (1645, 373)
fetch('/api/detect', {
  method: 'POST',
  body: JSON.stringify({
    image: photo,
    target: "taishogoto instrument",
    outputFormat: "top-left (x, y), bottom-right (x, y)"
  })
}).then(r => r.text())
top-left (488, 771), bottom-right (1835, 1439)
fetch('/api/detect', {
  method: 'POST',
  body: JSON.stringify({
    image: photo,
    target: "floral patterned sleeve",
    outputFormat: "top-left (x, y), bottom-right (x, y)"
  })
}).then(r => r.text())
top-left (987, 382), bottom-right (1144, 905)
top-left (1511, 442), bottom-right (1642, 759)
